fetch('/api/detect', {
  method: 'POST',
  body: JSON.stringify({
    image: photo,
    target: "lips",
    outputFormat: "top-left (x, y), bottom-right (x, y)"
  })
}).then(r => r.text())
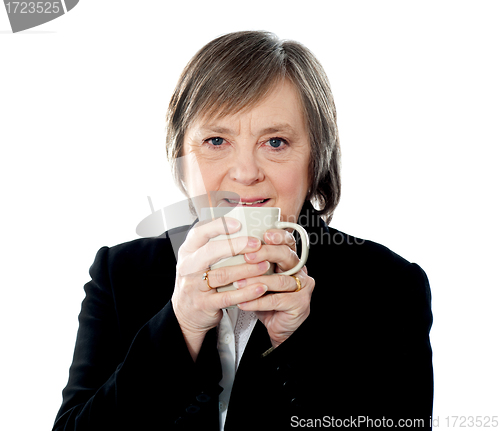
top-left (223, 198), bottom-right (270, 207)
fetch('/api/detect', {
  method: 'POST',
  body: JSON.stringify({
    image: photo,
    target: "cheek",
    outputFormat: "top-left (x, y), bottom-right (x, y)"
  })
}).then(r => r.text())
top-left (181, 151), bottom-right (224, 195)
top-left (198, 163), bottom-right (225, 193)
top-left (291, 158), bottom-right (310, 193)
top-left (182, 163), bottom-right (207, 196)
top-left (275, 162), bottom-right (309, 203)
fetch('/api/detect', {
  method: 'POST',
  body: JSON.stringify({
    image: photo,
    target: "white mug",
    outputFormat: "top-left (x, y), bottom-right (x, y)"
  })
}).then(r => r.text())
top-left (200, 207), bottom-right (309, 292)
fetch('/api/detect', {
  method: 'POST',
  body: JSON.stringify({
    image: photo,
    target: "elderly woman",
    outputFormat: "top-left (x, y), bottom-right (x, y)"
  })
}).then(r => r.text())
top-left (53, 31), bottom-right (433, 430)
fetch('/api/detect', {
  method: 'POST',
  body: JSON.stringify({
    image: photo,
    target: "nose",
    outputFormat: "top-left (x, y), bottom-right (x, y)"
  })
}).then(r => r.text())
top-left (228, 149), bottom-right (264, 186)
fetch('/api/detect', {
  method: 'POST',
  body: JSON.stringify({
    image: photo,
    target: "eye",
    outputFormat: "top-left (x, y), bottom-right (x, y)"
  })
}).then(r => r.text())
top-left (207, 137), bottom-right (224, 146)
top-left (269, 138), bottom-right (282, 148)
top-left (266, 137), bottom-right (287, 150)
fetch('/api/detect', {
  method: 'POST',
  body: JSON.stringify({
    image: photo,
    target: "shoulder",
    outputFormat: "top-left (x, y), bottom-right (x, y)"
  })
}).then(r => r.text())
top-left (321, 226), bottom-right (424, 276)
top-left (309, 222), bottom-right (408, 269)
top-left (84, 226), bottom-right (191, 327)
top-left (89, 225), bottom-right (190, 281)
top-left (298, 204), bottom-right (415, 275)
top-left (309, 224), bottom-right (431, 306)
top-left (298, 206), bottom-right (430, 293)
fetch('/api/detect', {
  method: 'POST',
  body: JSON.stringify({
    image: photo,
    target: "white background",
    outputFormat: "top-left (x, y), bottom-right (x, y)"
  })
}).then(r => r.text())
top-left (1, 1), bottom-right (499, 429)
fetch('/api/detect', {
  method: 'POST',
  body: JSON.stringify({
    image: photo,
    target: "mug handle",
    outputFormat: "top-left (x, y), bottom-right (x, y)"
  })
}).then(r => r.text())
top-left (274, 222), bottom-right (310, 276)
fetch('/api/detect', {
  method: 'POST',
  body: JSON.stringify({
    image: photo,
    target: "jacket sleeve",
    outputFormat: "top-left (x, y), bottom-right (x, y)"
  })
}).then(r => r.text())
top-left (384, 262), bottom-right (434, 425)
top-left (53, 246), bottom-right (222, 431)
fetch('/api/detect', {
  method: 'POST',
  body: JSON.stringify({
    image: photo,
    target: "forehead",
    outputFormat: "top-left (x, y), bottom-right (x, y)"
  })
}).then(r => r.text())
top-left (189, 80), bottom-right (307, 135)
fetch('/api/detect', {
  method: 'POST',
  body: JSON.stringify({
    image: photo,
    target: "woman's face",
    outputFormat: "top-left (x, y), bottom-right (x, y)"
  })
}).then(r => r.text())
top-left (182, 80), bottom-right (310, 222)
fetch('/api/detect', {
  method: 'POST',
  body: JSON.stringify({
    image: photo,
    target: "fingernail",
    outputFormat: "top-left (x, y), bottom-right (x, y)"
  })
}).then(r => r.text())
top-left (265, 232), bottom-right (276, 243)
top-left (246, 252), bottom-right (257, 261)
top-left (247, 237), bottom-right (260, 248)
top-left (257, 284), bottom-right (268, 294)
top-left (225, 218), bottom-right (240, 230)
top-left (258, 261), bottom-right (269, 271)
top-left (233, 279), bottom-right (247, 289)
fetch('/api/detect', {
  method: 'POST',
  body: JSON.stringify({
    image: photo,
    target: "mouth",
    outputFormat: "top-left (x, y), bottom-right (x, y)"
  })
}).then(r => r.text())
top-left (223, 198), bottom-right (270, 207)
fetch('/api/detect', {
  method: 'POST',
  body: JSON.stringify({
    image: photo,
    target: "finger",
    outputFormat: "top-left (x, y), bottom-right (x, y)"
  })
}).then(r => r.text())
top-left (192, 235), bottom-right (263, 271)
top-left (244, 243), bottom-right (299, 273)
top-left (263, 229), bottom-right (296, 251)
top-left (234, 271), bottom-right (306, 293)
top-left (209, 283), bottom-right (269, 310)
top-left (183, 216), bottom-right (241, 252)
top-left (203, 261), bottom-right (271, 289)
top-left (237, 291), bottom-right (299, 312)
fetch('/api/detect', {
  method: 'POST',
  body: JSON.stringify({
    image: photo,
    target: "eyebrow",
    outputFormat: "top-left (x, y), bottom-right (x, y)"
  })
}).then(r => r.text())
top-left (199, 123), bottom-right (298, 137)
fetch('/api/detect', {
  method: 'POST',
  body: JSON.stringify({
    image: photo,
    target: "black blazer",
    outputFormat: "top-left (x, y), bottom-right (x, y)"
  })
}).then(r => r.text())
top-left (53, 202), bottom-right (433, 430)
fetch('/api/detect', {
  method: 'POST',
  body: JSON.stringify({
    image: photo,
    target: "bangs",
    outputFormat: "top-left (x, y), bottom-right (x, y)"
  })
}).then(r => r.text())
top-left (189, 71), bottom-right (286, 126)
top-left (170, 31), bottom-right (288, 132)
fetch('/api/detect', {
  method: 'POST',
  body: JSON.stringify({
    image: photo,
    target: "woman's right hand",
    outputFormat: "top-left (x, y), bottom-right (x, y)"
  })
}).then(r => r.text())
top-left (171, 216), bottom-right (270, 361)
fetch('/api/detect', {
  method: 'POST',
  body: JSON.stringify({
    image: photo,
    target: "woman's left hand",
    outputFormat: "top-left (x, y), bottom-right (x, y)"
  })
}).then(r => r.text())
top-left (236, 229), bottom-right (315, 348)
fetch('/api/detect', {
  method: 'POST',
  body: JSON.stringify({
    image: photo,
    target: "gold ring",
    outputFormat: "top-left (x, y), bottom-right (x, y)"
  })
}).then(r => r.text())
top-left (291, 275), bottom-right (302, 292)
top-left (202, 270), bottom-right (215, 289)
